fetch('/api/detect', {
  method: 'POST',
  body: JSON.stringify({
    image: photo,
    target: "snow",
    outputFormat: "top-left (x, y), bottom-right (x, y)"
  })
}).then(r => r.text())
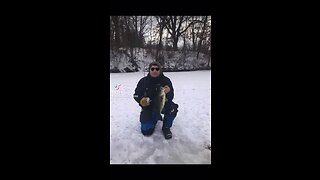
top-left (110, 48), bottom-right (154, 72)
top-left (110, 48), bottom-right (210, 72)
top-left (110, 70), bottom-right (211, 164)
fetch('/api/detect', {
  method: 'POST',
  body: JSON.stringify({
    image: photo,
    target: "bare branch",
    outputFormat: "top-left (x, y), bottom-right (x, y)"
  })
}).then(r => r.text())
top-left (176, 16), bottom-right (184, 33)
top-left (178, 20), bottom-right (195, 36)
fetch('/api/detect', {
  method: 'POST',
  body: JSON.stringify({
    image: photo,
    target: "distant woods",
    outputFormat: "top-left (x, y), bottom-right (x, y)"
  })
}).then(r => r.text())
top-left (110, 16), bottom-right (213, 71)
top-left (111, 16), bottom-right (211, 52)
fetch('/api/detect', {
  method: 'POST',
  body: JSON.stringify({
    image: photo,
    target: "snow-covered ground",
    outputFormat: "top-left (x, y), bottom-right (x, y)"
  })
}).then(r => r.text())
top-left (110, 70), bottom-right (211, 164)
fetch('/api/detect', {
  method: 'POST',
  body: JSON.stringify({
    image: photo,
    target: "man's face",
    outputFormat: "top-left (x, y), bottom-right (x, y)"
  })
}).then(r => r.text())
top-left (150, 65), bottom-right (160, 77)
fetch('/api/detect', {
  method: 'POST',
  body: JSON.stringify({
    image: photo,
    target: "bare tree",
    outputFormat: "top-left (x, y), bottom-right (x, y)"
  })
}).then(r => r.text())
top-left (138, 16), bottom-right (148, 47)
top-left (190, 16), bottom-right (200, 51)
top-left (197, 16), bottom-right (209, 59)
top-left (164, 16), bottom-right (195, 51)
top-left (155, 16), bottom-right (167, 64)
top-left (182, 17), bottom-right (188, 51)
top-left (110, 16), bottom-right (121, 50)
top-left (113, 16), bottom-right (138, 70)
top-left (130, 16), bottom-right (148, 47)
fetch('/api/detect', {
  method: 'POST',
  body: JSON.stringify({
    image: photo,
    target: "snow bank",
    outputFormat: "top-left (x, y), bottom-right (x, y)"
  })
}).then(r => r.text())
top-left (110, 48), bottom-right (211, 72)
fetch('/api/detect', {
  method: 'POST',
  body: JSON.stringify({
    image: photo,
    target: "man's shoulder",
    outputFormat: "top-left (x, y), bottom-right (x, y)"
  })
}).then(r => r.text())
top-left (162, 74), bottom-right (171, 81)
top-left (137, 77), bottom-right (148, 85)
top-left (139, 76), bottom-right (148, 81)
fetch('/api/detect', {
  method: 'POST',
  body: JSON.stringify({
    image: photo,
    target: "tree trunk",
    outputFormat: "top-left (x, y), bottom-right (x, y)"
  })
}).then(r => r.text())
top-left (191, 17), bottom-right (196, 51)
top-left (156, 16), bottom-right (165, 61)
top-left (172, 36), bottom-right (178, 51)
top-left (196, 47), bottom-right (200, 59)
top-left (156, 28), bottom-right (163, 61)
top-left (197, 16), bottom-right (208, 59)
top-left (207, 49), bottom-right (211, 68)
top-left (183, 35), bottom-right (186, 50)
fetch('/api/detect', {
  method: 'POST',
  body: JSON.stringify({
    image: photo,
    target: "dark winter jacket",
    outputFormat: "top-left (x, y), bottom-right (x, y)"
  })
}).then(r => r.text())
top-left (133, 72), bottom-right (174, 110)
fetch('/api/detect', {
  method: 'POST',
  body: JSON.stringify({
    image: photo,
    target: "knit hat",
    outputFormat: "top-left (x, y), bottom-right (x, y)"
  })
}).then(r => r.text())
top-left (148, 61), bottom-right (162, 71)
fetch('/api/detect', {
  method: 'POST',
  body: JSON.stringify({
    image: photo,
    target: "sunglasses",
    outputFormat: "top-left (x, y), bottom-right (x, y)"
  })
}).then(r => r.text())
top-left (151, 67), bottom-right (159, 71)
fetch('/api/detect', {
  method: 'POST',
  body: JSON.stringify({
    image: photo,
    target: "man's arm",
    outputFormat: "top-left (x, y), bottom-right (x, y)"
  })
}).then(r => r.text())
top-left (164, 78), bottom-right (174, 101)
top-left (133, 78), bottom-right (145, 104)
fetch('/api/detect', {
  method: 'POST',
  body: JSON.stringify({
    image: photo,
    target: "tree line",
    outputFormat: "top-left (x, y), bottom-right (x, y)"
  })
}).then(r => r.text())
top-left (110, 16), bottom-right (212, 70)
top-left (111, 16), bottom-right (211, 53)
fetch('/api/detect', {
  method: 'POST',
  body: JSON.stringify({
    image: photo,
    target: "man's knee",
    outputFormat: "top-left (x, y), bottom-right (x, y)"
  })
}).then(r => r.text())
top-left (141, 119), bottom-right (156, 136)
top-left (139, 109), bottom-right (159, 136)
top-left (141, 128), bottom-right (155, 136)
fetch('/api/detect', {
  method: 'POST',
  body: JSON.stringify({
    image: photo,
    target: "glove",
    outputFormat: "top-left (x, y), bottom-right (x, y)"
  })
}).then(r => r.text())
top-left (140, 97), bottom-right (151, 107)
top-left (163, 85), bottom-right (170, 94)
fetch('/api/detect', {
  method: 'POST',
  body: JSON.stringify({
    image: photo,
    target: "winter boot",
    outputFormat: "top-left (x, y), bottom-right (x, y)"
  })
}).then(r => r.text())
top-left (162, 128), bottom-right (172, 139)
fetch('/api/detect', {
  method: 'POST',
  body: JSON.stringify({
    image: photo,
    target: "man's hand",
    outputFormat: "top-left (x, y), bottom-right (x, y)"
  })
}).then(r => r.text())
top-left (163, 85), bottom-right (170, 94)
top-left (140, 97), bottom-right (151, 107)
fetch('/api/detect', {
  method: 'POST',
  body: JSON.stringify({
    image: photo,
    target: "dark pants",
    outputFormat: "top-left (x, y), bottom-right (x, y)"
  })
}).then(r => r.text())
top-left (140, 102), bottom-right (178, 136)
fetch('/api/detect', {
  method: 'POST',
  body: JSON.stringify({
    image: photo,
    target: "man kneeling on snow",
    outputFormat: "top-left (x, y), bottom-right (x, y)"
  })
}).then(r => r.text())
top-left (133, 62), bottom-right (178, 139)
